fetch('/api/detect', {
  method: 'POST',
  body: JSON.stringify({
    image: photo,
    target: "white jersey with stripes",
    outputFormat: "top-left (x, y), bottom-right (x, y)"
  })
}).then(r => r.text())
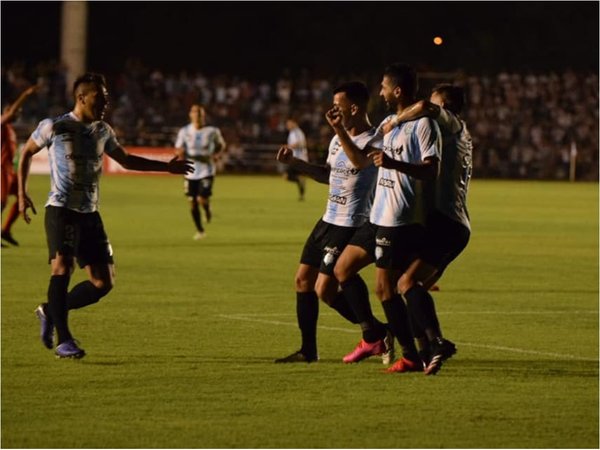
top-left (369, 115), bottom-right (441, 227)
top-left (287, 126), bottom-right (308, 161)
top-left (175, 124), bottom-right (224, 180)
top-left (31, 112), bottom-right (120, 213)
top-left (323, 128), bottom-right (382, 227)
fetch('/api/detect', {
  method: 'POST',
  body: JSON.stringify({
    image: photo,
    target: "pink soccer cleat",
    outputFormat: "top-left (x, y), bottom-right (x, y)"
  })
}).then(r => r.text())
top-left (343, 339), bottom-right (386, 363)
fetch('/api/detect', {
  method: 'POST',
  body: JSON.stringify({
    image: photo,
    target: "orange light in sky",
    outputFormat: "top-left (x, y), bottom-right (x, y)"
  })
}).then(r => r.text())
top-left (433, 36), bottom-right (443, 45)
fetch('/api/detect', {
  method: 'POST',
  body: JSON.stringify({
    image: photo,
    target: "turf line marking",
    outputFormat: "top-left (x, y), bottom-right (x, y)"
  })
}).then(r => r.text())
top-left (217, 314), bottom-right (599, 363)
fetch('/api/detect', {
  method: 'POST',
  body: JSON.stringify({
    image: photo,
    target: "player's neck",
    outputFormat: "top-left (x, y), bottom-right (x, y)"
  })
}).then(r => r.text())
top-left (395, 98), bottom-right (416, 115)
top-left (191, 121), bottom-right (204, 129)
top-left (71, 109), bottom-right (93, 124)
top-left (347, 120), bottom-right (371, 137)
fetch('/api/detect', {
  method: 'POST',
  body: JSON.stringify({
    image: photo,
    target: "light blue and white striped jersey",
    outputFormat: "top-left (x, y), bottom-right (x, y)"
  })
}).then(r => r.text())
top-left (369, 115), bottom-right (441, 227)
top-left (175, 124), bottom-right (224, 180)
top-left (287, 127), bottom-right (308, 161)
top-left (434, 108), bottom-right (473, 230)
top-left (31, 112), bottom-right (120, 213)
top-left (323, 128), bottom-right (382, 227)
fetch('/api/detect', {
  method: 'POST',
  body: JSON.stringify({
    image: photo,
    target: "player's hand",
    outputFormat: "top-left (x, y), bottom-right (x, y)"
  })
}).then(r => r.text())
top-left (381, 116), bottom-right (400, 135)
top-left (167, 156), bottom-right (194, 174)
top-left (24, 84), bottom-right (41, 97)
top-left (325, 106), bottom-right (344, 130)
top-left (19, 193), bottom-right (37, 224)
top-left (367, 150), bottom-right (392, 168)
top-left (276, 146), bottom-right (294, 164)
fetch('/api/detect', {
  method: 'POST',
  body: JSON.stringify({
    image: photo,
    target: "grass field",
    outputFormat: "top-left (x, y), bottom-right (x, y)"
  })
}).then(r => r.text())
top-left (1, 175), bottom-right (598, 448)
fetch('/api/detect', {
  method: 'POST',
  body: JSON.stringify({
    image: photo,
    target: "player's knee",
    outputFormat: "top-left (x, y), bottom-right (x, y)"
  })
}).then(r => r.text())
top-left (294, 275), bottom-right (312, 292)
top-left (315, 284), bottom-right (333, 304)
top-left (397, 273), bottom-right (414, 295)
top-left (91, 278), bottom-right (114, 297)
top-left (333, 264), bottom-right (349, 284)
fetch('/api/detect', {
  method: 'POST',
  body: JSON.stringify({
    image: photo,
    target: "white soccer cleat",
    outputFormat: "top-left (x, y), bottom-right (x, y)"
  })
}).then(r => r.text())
top-left (193, 231), bottom-right (206, 240)
top-left (381, 329), bottom-right (395, 365)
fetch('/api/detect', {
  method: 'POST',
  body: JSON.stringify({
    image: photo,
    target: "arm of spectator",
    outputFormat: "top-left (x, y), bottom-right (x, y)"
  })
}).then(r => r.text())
top-left (277, 145), bottom-right (330, 184)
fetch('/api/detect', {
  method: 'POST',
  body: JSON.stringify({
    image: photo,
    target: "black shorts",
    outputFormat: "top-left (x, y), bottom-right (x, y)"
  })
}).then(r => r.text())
top-left (421, 211), bottom-right (470, 273)
top-left (373, 223), bottom-right (425, 271)
top-left (286, 167), bottom-right (301, 182)
top-left (185, 177), bottom-right (214, 198)
top-left (347, 221), bottom-right (377, 260)
top-left (300, 219), bottom-right (358, 276)
top-left (45, 206), bottom-right (114, 268)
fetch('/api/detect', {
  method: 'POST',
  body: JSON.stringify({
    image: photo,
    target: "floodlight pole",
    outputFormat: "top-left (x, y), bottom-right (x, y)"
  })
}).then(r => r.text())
top-left (61, 1), bottom-right (88, 97)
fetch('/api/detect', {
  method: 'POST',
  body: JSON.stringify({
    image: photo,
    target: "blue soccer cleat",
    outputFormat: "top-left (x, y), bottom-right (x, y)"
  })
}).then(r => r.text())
top-left (55, 339), bottom-right (86, 359)
top-left (35, 304), bottom-right (54, 349)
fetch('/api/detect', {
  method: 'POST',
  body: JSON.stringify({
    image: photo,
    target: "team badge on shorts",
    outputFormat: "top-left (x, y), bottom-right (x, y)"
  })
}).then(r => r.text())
top-left (323, 246), bottom-right (340, 266)
top-left (375, 246), bottom-right (383, 260)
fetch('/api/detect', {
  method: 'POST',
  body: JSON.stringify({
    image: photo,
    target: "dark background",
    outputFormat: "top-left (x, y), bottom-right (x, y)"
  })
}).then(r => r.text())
top-left (1, 1), bottom-right (598, 79)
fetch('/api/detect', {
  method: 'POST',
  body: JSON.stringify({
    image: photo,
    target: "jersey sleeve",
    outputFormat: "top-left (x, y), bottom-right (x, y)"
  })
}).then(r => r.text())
top-left (415, 117), bottom-right (442, 161)
top-left (30, 118), bottom-right (54, 149)
top-left (103, 123), bottom-right (121, 155)
top-left (436, 107), bottom-right (463, 134)
top-left (175, 128), bottom-right (185, 149)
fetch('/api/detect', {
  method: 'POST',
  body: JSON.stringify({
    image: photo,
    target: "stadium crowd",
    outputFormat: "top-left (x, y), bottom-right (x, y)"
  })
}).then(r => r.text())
top-left (2, 60), bottom-right (598, 180)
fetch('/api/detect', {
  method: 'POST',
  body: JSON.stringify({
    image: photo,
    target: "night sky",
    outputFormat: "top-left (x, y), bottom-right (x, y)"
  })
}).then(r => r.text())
top-left (2, 2), bottom-right (598, 79)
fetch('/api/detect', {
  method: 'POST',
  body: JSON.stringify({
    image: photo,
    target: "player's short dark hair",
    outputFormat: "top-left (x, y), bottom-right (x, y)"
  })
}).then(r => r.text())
top-left (432, 83), bottom-right (465, 114)
top-left (383, 63), bottom-right (418, 99)
top-left (333, 81), bottom-right (370, 109)
top-left (73, 72), bottom-right (107, 97)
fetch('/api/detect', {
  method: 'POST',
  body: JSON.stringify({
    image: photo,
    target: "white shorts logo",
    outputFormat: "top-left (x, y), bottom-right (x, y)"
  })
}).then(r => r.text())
top-left (375, 246), bottom-right (383, 260)
top-left (323, 252), bottom-right (335, 266)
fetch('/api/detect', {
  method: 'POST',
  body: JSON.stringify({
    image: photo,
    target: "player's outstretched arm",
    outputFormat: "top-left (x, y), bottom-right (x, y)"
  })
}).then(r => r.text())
top-left (109, 146), bottom-right (194, 174)
top-left (276, 145), bottom-right (330, 184)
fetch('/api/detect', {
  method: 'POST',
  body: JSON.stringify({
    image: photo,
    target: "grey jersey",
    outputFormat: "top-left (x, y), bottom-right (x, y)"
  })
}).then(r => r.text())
top-left (435, 108), bottom-right (473, 230)
top-left (31, 112), bottom-right (120, 213)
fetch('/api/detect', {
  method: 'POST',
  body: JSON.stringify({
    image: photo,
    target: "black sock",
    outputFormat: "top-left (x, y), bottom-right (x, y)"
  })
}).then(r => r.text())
top-left (381, 294), bottom-right (419, 361)
top-left (328, 292), bottom-right (358, 324)
top-left (47, 275), bottom-right (72, 344)
top-left (202, 203), bottom-right (212, 222)
top-left (404, 285), bottom-right (442, 341)
top-left (191, 205), bottom-right (203, 232)
top-left (297, 292), bottom-right (319, 357)
top-left (340, 275), bottom-right (386, 342)
top-left (67, 281), bottom-right (107, 310)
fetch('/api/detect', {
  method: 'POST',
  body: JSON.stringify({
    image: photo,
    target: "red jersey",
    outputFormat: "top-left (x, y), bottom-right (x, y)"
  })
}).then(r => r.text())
top-left (1, 122), bottom-right (17, 176)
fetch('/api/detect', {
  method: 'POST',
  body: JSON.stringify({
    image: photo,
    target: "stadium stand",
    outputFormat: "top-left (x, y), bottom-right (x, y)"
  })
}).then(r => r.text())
top-left (2, 60), bottom-right (598, 180)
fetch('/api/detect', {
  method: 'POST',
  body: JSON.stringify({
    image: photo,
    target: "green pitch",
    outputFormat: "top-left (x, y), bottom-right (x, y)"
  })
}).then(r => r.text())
top-left (2, 175), bottom-right (598, 448)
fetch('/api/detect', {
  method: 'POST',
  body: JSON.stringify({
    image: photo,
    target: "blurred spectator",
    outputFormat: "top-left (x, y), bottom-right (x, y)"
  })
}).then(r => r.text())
top-left (1, 60), bottom-right (597, 180)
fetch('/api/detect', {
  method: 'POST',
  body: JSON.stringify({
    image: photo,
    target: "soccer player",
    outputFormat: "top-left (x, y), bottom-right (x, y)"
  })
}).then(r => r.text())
top-left (175, 104), bottom-right (226, 240)
top-left (383, 84), bottom-right (473, 375)
top-left (18, 72), bottom-right (193, 359)
top-left (282, 117), bottom-right (308, 201)
top-left (1, 84), bottom-right (40, 247)
top-left (274, 81), bottom-right (390, 363)
top-left (334, 63), bottom-right (442, 373)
